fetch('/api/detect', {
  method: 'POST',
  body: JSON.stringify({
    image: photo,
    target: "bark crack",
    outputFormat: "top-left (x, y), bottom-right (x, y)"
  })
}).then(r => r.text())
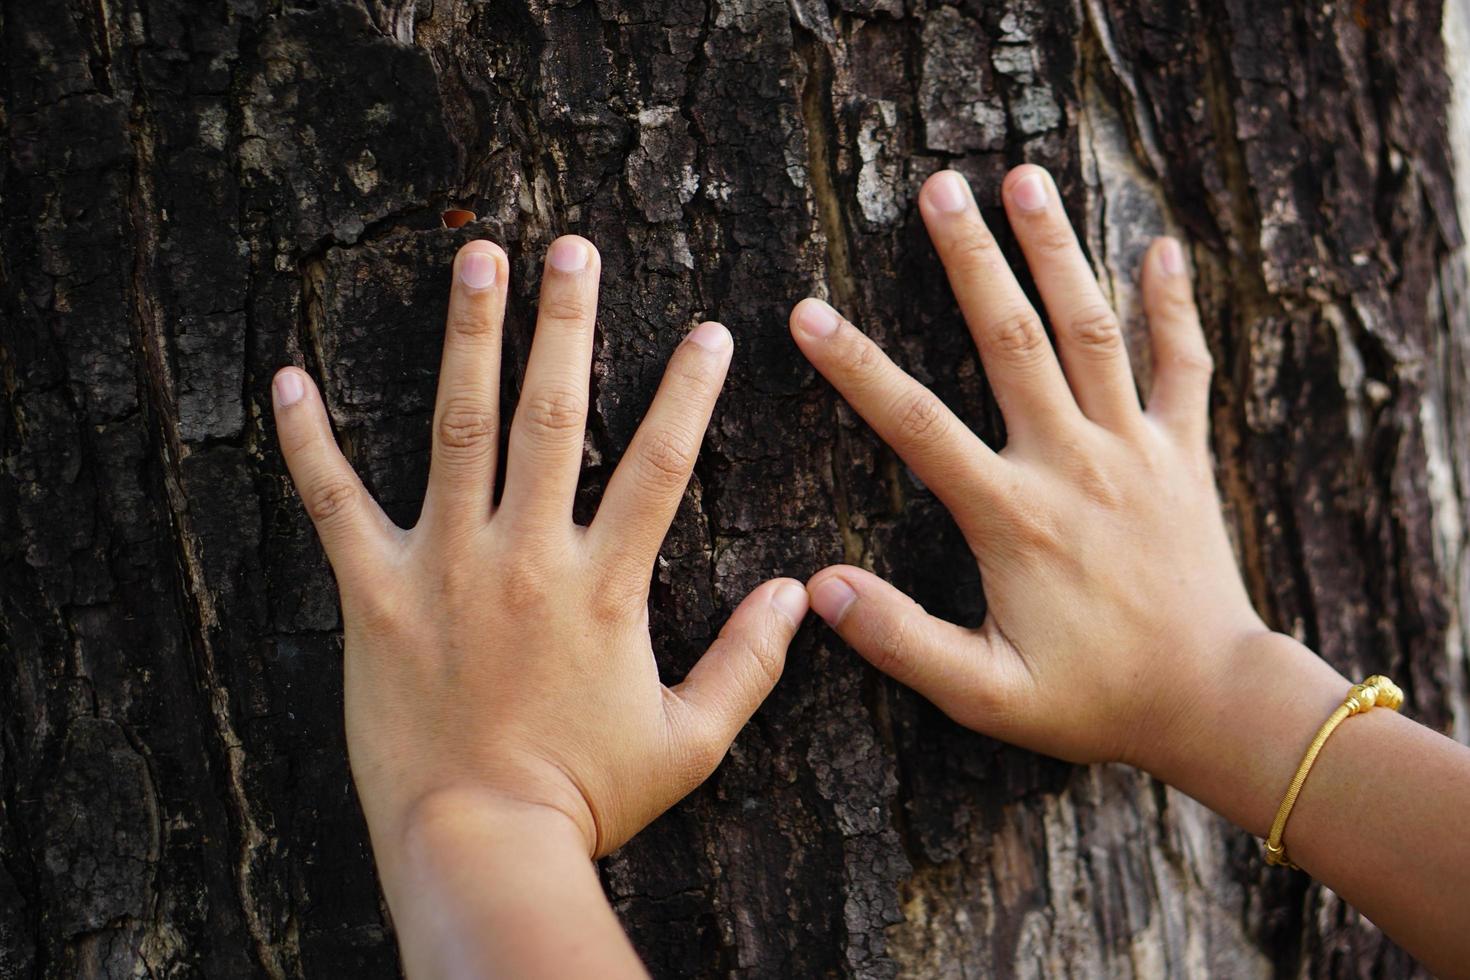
top-left (796, 24), bottom-right (864, 568)
top-left (125, 78), bottom-right (296, 980)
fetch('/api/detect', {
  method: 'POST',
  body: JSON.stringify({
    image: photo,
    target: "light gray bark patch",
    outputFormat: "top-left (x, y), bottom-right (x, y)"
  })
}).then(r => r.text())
top-left (627, 106), bottom-right (699, 222)
top-left (855, 99), bottom-right (905, 229)
top-left (920, 7), bottom-right (1008, 153)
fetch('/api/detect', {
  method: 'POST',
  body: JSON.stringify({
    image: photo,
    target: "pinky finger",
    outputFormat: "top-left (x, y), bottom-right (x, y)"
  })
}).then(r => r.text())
top-left (1141, 238), bottom-right (1214, 443)
top-left (272, 367), bottom-right (397, 578)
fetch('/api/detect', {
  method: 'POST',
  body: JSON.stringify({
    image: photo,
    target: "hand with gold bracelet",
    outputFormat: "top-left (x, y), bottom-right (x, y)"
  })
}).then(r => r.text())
top-left (791, 165), bottom-right (1470, 976)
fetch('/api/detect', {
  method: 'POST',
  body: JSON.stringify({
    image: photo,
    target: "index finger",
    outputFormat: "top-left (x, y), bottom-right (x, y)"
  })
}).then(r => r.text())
top-left (788, 298), bottom-right (1007, 539)
top-left (589, 321), bottom-right (732, 576)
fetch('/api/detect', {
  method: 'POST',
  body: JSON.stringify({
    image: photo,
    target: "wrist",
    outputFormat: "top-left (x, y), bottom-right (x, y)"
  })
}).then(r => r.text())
top-left (368, 785), bottom-right (642, 979)
top-left (413, 784), bottom-right (590, 853)
top-left (1133, 629), bottom-right (1349, 837)
top-left (369, 784), bottom-right (595, 887)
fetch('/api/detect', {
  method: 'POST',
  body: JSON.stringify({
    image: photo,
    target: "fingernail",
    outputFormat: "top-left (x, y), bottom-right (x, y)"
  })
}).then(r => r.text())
top-left (771, 582), bottom-right (809, 626)
top-left (273, 370), bottom-right (305, 407)
top-left (809, 577), bottom-right (857, 625)
top-left (687, 321), bottom-right (731, 352)
top-left (548, 237), bottom-right (589, 273)
top-left (1010, 172), bottom-right (1048, 212)
top-left (459, 250), bottom-right (498, 290)
top-left (795, 299), bottom-right (840, 339)
top-left (1160, 237), bottom-right (1185, 276)
top-left (928, 171), bottom-right (969, 214)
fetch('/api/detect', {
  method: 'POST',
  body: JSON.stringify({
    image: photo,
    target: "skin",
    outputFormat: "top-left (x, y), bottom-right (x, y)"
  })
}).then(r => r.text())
top-left (272, 235), bottom-right (807, 978)
top-left (274, 168), bottom-right (1470, 978)
top-left (793, 165), bottom-right (1470, 977)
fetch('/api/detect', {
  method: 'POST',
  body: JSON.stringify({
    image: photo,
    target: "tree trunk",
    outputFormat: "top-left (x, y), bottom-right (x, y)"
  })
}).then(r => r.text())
top-left (3, 0), bottom-right (1467, 975)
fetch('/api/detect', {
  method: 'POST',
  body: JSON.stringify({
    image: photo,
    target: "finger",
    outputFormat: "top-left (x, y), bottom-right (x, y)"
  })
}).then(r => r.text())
top-left (422, 241), bottom-right (508, 535)
top-left (272, 367), bottom-right (396, 579)
top-left (806, 565), bottom-right (1024, 725)
top-left (789, 298), bottom-right (1006, 538)
top-left (590, 321), bottom-right (732, 572)
top-left (1001, 165), bottom-right (1141, 430)
top-left (917, 169), bottom-right (1082, 439)
top-left (1141, 237), bottom-right (1213, 443)
top-left (670, 578), bottom-right (807, 755)
top-left (500, 236), bottom-right (600, 526)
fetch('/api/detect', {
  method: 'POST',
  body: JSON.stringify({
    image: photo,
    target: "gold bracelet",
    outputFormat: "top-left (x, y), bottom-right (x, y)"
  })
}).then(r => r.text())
top-left (1263, 675), bottom-right (1403, 868)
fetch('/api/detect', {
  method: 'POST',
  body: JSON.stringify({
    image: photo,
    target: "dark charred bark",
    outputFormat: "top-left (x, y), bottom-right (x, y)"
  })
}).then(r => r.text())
top-left (2, 0), bottom-right (1467, 976)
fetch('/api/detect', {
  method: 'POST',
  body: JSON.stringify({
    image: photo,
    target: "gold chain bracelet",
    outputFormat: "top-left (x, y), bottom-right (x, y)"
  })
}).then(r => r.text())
top-left (1263, 675), bottom-right (1403, 868)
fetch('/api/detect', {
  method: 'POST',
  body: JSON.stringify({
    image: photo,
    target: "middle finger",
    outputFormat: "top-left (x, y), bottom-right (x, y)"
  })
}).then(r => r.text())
top-left (500, 235), bottom-right (601, 528)
top-left (918, 170), bottom-right (1083, 443)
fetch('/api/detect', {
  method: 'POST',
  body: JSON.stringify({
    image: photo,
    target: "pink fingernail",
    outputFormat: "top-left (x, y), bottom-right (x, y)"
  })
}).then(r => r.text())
top-left (795, 299), bottom-right (840, 339)
top-left (459, 250), bottom-right (497, 290)
top-left (927, 171), bottom-right (969, 214)
top-left (1160, 238), bottom-right (1185, 276)
top-left (687, 321), bottom-right (731, 352)
top-left (809, 577), bottom-right (857, 625)
top-left (771, 582), bottom-right (809, 626)
top-left (548, 237), bottom-right (589, 272)
top-left (1010, 172), bottom-right (1048, 212)
top-left (274, 370), bottom-right (305, 407)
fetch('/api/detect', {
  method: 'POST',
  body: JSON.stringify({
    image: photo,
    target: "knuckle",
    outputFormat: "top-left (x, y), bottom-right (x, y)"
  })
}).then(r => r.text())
top-left (1045, 435), bottom-right (1125, 508)
top-left (1170, 346), bottom-right (1215, 376)
top-left (436, 400), bottom-right (496, 454)
top-left (589, 576), bottom-right (644, 625)
top-left (1065, 307), bottom-right (1124, 356)
top-left (891, 390), bottom-right (948, 445)
top-left (1031, 221), bottom-right (1076, 257)
top-left (993, 481), bottom-right (1061, 553)
top-left (498, 550), bottom-right (561, 613)
top-left (950, 224), bottom-right (1001, 270)
top-left (1008, 504), bottom-right (1062, 553)
top-left (348, 588), bottom-right (403, 635)
top-left (985, 310), bottom-right (1049, 362)
top-left (636, 429), bottom-right (697, 489)
top-left (868, 614), bottom-right (918, 678)
top-left (304, 476), bottom-right (358, 525)
top-left (663, 358), bottom-right (718, 401)
top-left (843, 333), bottom-right (886, 379)
top-left (742, 631), bottom-right (786, 689)
top-left (1073, 461), bottom-right (1125, 508)
top-left (537, 294), bottom-right (590, 325)
top-left (712, 620), bottom-right (786, 691)
top-left (519, 387), bottom-right (586, 440)
top-left (447, 303), bottom-right (497, 341)
top-left (1154, 286), bottom-right (1200, 323)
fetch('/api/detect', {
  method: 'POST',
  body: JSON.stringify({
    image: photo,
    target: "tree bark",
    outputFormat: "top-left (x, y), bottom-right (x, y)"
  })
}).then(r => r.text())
top-left (3, 0), bottom-right (1467, 976)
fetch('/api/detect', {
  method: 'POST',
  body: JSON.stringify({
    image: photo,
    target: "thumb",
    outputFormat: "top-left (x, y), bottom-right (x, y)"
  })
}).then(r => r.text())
top-left (670, 578), bottom-right (807, 757)
top-left (807, 565), bottom-right (1007, 722)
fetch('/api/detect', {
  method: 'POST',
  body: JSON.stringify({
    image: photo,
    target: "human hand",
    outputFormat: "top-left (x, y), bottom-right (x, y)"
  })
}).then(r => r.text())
top-left (789, 165), bottom-right (1336, 778)
top-left (272, 236), bottom-right (808, 862)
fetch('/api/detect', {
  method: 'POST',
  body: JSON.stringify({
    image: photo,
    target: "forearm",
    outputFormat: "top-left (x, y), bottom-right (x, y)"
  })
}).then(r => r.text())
top-left (370, 792), bottom-right (647, 980)
top-left (1148, 633), bottom-right (1470, 976)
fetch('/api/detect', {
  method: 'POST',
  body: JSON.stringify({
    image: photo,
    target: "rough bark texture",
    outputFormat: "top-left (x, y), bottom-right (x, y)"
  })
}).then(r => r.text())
top-left (3, 0), bottom-right (1467, 976)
